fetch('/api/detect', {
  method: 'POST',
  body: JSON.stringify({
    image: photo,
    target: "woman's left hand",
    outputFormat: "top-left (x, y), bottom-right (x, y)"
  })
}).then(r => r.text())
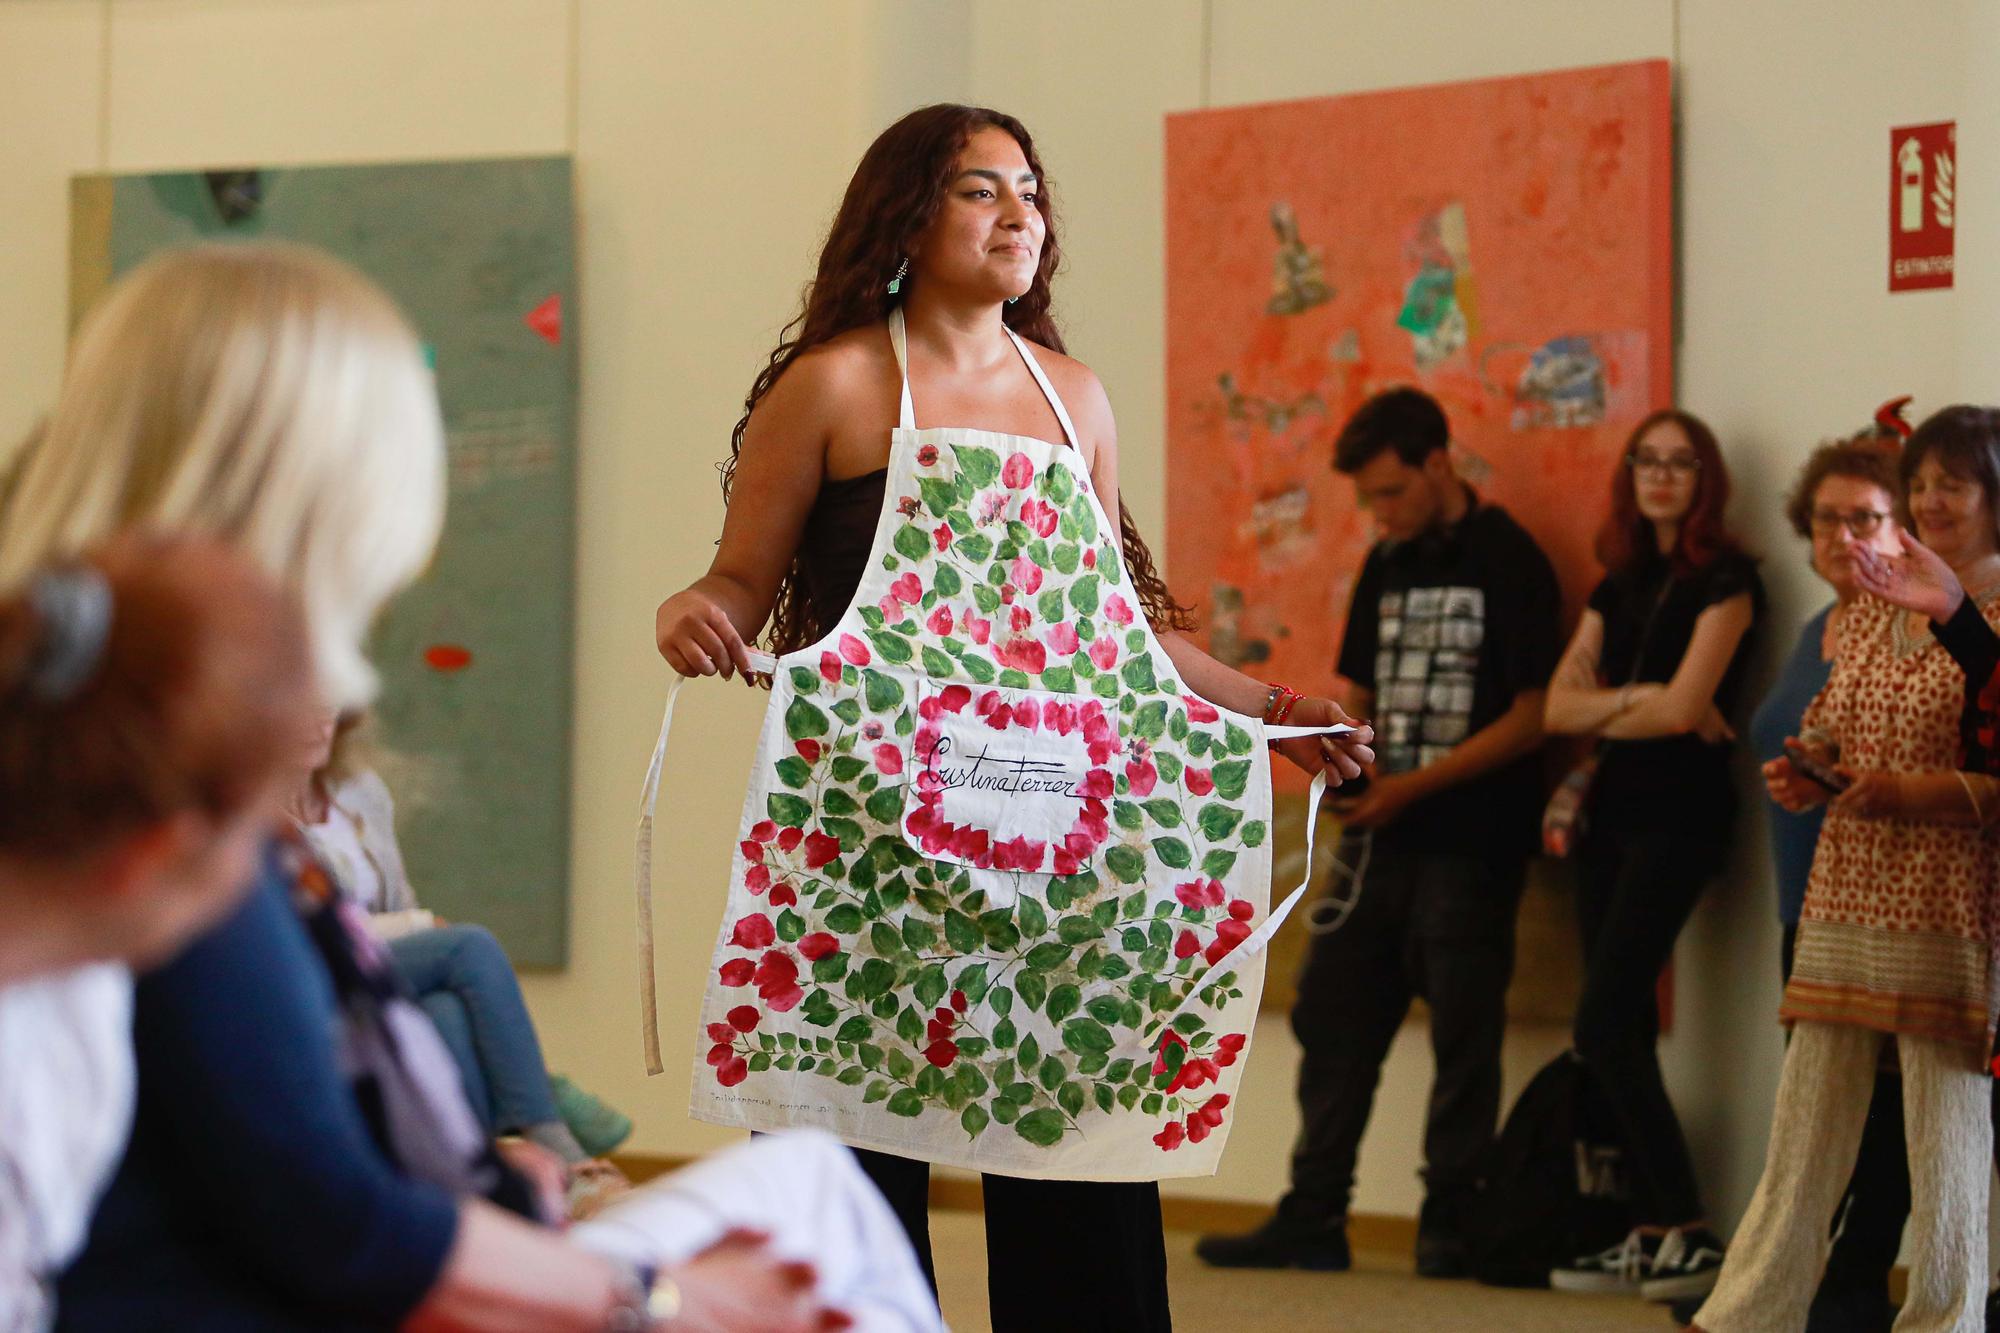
top-left (1274, 696), bottom-right (1375, 782)
top-left (1831, 769), bottom-right (1905, 819)
top-left (494, 1138), bottom-right (571, 1228)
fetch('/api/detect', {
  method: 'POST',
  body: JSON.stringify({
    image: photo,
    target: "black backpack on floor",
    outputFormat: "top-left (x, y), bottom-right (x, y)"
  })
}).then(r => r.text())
top-left (1465, 1049), bottom-right (1635, 1288)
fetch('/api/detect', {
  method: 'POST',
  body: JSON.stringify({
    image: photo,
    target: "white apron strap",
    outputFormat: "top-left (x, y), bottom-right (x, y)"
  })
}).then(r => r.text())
top-left (635, 650), bottom-right (779, 1074)
top-left (1001, 326), bottom-right (1079, 450)
top-left (1142, 721), bottom-right (1358, 1047)
top-left (887, 307), bottom-right (917, 432)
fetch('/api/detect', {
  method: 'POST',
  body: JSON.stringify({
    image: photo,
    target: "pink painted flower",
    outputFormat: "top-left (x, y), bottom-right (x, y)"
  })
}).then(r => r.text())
top-left (1010, 605), bottom-right (1033, 633)
top-left (745, 864), bottom-right (772, 895)
top-left (740, 839), bottom-right (765, 864)
top-left (716, 1054), bottom-right (749, 1087)
top-left (924, 1039), bottom-right (959, 1068)
top-left (1215, 1033), bottom-right (1246, 1067)
top-left (951, 988), bottom-right (969, 1014)
top-left (1153, 1120), bottom-right (1185, 1151)
top-left (1174, 881), bottom-right (1209, 910)
top-left (1125, 756), bottom-right (1158, 798)
top-left (707, 1041), bottom-right (733, 1067)
top-left (1174, 929), bottom-right (1201, 959)
top-left (1182, 695), bottom-right (1220, 724)
top-left (795, 738), bottom-right (821, 763)
top-left (1010, 556), bottom-right (1043, 595)
top-left (777, 827), bottom-right (804, 853)
top-left (995, 637), bottom-right (1048, 674)
top-left (1088, 637), bottom-right (1119, 671)
top-left (1079, 769), bottom-right (1115, 799)
top-left (978, 491), bottom-right (1008, 524)
top-left (890, 573), bottom-right (923, 604)
top-left (1186, 1115), bottom-right (1212, 1145)
top-left (916, 444), bottom-right (939, 466)
top-left (1021, 498), bottom-right (1060, 538)
top-left (1002, 452), bottom-right (1034, 488)
top-left (839, 634), bottom-right (871, 666)
top-left (874, 743), bottom-right (904, 775)
top-left (803, 831), bottom-right (843, 869)
top-left (939, 684), bottom-right (973, 712)
top-left (718, 958), bottom-right (754, 986)
top-left (753, 950), bottom-right (803, 1011)
top-left (819, 652), bottom-right (842, 684)
top-left (878, 594), bottom-right (904, 622)
top-left (730, 914), bottom-right (777, 950)
top-left (727, 1005), bottom-right (761, 1033)
top-left (1011, 698), bottom-right (1041, 730)
top-left (999, 584), bottom-right (1016, 605)
top-left (1045, 701), bottom-right (1079, 734)
top-left (933, 524), bottom-right (952, 552)
top-left (1185, 767), bottom-right (1215, 796)
top-left (706, 1022), bottom-right (735, 1044)
top-left (1104, 593), bottom-right (1135, 626)
top-left (1152, 1029), bottom-right (1187, 1076)
top-left (896, 496), bottom-right (919, 519)
top-left (1045, 622), bottom-right (1080, 656)
top-left (798, 932), bottom-right (839, 960)
top-left (965, 615), bottom-right (992, 645)
top-left (749, 820), bottom-right (777, 843)
top-left (927, 605), bottom-right (954, 636)
top-left (991, 836), bottom-right (1047, 872)
top-left (1229, 899), bottom-right (1255, 921)
top-left (860, 720), bottom-right (885, 741)
top-left (1204, 917), bottom-right (1252, 967)
top-left (1083, 548), bottom-right (1097, 568)
top-left (768, 882), bottom-right (797, 907)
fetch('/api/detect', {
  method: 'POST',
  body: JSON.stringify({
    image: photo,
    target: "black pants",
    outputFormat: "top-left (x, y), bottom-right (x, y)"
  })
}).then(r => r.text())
top-left (1283, 842), bottom-right (1525, 1223)
top-left (852, 1147), bottom-right (1171, 1332)
top-left (1573, 828), bottom-right (1715, 1226)
top-left (1779, 924), bottom-right (1913, 1317)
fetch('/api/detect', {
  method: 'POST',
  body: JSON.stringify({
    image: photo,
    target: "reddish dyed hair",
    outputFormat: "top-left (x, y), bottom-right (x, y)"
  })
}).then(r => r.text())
top-left (0, 533), bottom-right (314, 858)
top-left (1594, 408), bottom-right (1743, 576)
top-left (721, 103), bottom-right (1191, 654)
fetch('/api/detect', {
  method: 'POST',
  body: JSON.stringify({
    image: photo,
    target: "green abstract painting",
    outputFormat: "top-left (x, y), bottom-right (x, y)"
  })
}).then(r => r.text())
top-left (72, 157), bottom-right (578, 966)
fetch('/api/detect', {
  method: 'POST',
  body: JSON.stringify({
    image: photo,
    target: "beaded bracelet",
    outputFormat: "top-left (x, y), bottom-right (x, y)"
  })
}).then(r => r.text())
top-left (1263, 682), bottom-right (1301, 725)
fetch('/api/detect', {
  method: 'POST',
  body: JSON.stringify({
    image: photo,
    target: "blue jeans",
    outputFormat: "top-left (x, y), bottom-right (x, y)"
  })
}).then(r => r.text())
top-left (387, 924), bottom-right (557, 1135)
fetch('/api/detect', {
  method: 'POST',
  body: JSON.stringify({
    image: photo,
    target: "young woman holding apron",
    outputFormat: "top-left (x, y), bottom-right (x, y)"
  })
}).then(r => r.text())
top-left (654, 104), bottom-right (1372, 1329)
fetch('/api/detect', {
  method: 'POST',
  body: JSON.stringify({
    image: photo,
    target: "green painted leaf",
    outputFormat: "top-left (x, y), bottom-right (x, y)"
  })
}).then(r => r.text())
top-left (1152, 836), bottom-right (1192, 869)
top-left (1134, 700), bottom-right (1169, 740)
top-left (1212, 760), bottom-right (1252, 800)
top-left (813, 954), bottom-right (849, 983)
top-left (1056, 915), bottom-right (1100, 945)
top-left (835, 1015), bottom-right (872, 1044)
top-left (1017, 895), bottom-right (1049, 938)
top-left (1051, 542), bottom-right (1080, 574)
top-left (896, 1005), bottom-right (924, 1045)
top-left (892, 525), bottom-right (932, 561)
top-left (961, 1103), bottom-right (990, 1138)
top-left (901, 916), bottom-right (936, 951)
top-left (959, 534), bottom-right (994, 564)
top-left (1057, 1081), bottom-right (1087, 1117)
top-left (962, 654), bottom-right (996, 683)
top-left (990, 1095), bottom-right (1020, 1124)
top-left (1046, 983), bottom-right (1082, 1024)
top-left (921, 646), bottom-right (954, 677)
top-left (886, 1047), bottom-right (916, 1079)
top-left (1018, 1033), bottom-right (1042, 1068)
top-left (774, 756), bottom-right (812, 789)
top-left (866, 786), bottom-right (905, 824)
top-left (1240, 819), bottom-right (1267, 848)
top-left (1042, 464), bottom-right (1076, 503)
top-left (823, 817), bottom-right (864, 850)
top-left (919, 477), bottom-right (958, 517)
top-left (784, 697), bottom-right (829, 740)
top-left (862, 669), bottom-right (904, 712)
top-left (1197, 803), bottom-right (1244, 841)
top-left (887, 1088), bottom-right (925, 1118)
top-left (933, 563), bottom-right (963, 597)
top-left (789, 666), bottom-right (819, 694)
top-left (913, 964), bottom-right (948, 1008)
top-left (944, 910), bottom-right (983, 954)
top-left (997, 669), bottom-right (1032, 690)
top-left (822, 788), bottom-right (859, 817)
top-left (767, 793), bottom-right (812, 827)
top-left (776, 909), bottom-right (806, 942)
top-left (992, 1017), bottom-right (1018, 1048)
top-left (1121, 657), bottom-right (1157, 693)
top-left (1068, 574), bottom-right (1101, 616)
top-left (1025, 941), bottom-right (1070, 971)
top-left (1017, 970), bottom-right (1049, 1012)
top-left (1141, 798), bottom-right (1182, 828)
top-left (830, 698), bottom-right (863, 726)
top-left (1093, 674), bottom-right (1121, 699)
top-left (1097, 956), bottom-right (1131, 980)
top-left (1113, 800), bottom-right (1145, 831)
top-left (1202, 849), bottom-right (1238, 879)
top-left (989, 985), bottom-right (1013, 1017)
top-left (828, 755), bottom-right (867, 783)
top-left (956, 445), bottom-right (1002, 487)
top-left (1186, 730), bottom-right (1211, 757)
top-left (981, 914), bottom-right (1020, 951)
top-left (1104, 845), bottom-right (1146, 883)
top-left (1062, 1016), bottom-right (1115, 1055)
top-left (1040, 665), bottom-right (1075, 692)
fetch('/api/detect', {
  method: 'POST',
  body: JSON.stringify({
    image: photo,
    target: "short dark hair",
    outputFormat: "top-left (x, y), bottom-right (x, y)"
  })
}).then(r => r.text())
top-left (1783, 432), bottom-right (1902, 539)
top-left (1901, 404), bottom-right (2000, 541)
top-left (1332, 387), bottom-right (1449, 474)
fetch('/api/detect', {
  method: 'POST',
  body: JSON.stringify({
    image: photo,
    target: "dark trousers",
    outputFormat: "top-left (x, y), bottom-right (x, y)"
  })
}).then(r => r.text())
top-left (1780, 925), bottom-right (1912, 1319)
top-left (1573, 828), bottom-right (1714, 1226)
top-left (1283, 842), bottom-right (1525, 1224)
top-left (852, 1147), bottom-right (1171, 1332)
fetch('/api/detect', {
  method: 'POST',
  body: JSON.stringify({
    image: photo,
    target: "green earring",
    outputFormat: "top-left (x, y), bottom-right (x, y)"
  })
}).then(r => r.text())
top-left (887, 258), bottom-right (908, 296)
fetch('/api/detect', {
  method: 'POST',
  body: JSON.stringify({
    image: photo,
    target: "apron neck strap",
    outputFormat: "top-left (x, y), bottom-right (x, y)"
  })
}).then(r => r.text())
top-left (887, 305), bottom-right (1079, 449)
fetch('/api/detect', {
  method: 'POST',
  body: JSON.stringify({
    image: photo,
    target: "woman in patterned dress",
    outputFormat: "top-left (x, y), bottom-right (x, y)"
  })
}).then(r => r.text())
top-left (1693, 406), bottom-right (2000, 1333)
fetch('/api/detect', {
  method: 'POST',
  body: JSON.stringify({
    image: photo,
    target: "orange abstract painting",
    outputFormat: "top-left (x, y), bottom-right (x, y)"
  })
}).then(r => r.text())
top-left (1165, 60), bottom-right (1673, 782)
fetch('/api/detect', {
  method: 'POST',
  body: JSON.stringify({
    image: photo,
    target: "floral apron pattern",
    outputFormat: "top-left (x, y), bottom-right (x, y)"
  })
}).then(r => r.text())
top-left (640, 310), bottom-right (1337, 1180)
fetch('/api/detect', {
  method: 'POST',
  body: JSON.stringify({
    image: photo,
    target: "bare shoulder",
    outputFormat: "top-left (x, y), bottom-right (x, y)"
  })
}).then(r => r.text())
top-left (1018, 338), bottom-right (1115, 444)
top-left (765, 325), bottom-right (894, 412)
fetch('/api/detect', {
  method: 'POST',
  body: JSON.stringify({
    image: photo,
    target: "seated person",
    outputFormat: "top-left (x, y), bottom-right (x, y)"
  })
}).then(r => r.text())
top-left (0, 535), bottom-right (318, 1329)
top-left (291, 711), bottom-right (630, 1208)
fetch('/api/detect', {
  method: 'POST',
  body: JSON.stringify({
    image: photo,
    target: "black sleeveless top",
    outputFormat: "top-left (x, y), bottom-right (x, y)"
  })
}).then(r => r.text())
top-left (798, 468), bottom-right (888, 640)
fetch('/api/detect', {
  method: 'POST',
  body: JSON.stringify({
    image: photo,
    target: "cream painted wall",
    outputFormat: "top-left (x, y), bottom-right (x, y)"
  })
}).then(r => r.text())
top-left (0, 0), bottom-right (1992, 1235)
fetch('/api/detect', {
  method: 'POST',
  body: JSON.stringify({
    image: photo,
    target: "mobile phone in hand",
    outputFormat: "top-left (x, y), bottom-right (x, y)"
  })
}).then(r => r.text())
top-left (1783, 738), bottom-right (1852, 794)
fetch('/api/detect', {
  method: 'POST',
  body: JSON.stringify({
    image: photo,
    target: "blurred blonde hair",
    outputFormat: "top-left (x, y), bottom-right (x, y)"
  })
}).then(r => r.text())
top-left (0, 242), bottom-right (445, 709)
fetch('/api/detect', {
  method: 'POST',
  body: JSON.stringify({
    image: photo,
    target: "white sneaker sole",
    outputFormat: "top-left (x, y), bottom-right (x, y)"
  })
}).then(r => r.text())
top-left (1549, 1270), bottom-right (1643, 1295)
top-left (1641, 1269), bottom-right (1720, 1302)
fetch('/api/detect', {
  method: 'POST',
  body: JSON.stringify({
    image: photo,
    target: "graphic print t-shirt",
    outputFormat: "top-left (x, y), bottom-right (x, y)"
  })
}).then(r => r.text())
top-left (1336, 499), bottom-right (1561, 858)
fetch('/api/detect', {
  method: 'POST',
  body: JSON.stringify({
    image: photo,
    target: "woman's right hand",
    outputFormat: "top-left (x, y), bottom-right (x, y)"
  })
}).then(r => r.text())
top-left (662, 1229), bottom-right (849, 1332)
top-left (656, 586), bottom-right (756, 680)
top-left (1852, 529), bottom-right (1965, 623)
top-left (1763, 754), bottom-right (1832, 813)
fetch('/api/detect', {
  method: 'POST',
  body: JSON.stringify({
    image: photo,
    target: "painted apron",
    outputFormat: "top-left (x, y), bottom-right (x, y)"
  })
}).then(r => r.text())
top-left (639, 309), bottom-right (1343, 1180)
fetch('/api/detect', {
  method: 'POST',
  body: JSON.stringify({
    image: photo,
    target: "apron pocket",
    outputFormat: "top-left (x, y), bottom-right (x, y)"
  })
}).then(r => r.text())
top-left (901, 677), bottom-right (1121, 878)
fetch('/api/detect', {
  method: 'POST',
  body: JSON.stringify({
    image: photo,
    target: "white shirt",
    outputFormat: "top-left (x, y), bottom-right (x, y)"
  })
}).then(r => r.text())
top-left (0, 965), bottom-right (134, 1332)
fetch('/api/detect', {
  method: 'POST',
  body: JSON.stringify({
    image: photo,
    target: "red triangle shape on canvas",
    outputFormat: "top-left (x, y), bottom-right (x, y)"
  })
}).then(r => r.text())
top-left (524, 293), bottom-right (561, 345)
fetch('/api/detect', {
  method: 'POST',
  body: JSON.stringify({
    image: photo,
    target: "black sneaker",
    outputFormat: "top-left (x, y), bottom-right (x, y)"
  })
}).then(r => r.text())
top-left (1551, 1228), bottom-right (1652, 1294)
top-left (1194, 1212), bottom-right (1352, 1271)
top-left (1413, 1193), bottom-right (1469, 1279)
top-left (1641, 1228), bottom-right (1726, 1303)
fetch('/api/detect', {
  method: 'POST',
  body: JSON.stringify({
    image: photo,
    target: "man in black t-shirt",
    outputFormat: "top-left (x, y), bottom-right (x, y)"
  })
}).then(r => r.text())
top-left (1197, 387), bottom-right (1560, 1278)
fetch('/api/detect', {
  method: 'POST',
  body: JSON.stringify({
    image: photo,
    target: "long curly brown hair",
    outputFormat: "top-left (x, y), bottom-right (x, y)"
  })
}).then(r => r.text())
top-left (721, 103), bottom-right (1192, 656)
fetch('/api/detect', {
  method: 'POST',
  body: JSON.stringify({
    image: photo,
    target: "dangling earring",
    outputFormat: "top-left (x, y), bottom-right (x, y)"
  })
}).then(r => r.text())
top-left (887, 258), bottom-right (909, 296)
top-left (1006, 295), bottom-right (1020, 305)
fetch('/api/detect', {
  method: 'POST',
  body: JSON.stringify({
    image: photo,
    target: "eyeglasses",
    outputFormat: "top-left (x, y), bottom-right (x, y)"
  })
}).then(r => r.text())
top-left (1627, 451), bottom-right (1701, 478)
top-left (1809, 508), bottom-right (1891, 537)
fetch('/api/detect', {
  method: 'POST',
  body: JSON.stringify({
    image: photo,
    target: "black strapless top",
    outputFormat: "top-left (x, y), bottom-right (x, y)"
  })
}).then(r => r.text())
top-left (797, 468), bottom-right (888, 640)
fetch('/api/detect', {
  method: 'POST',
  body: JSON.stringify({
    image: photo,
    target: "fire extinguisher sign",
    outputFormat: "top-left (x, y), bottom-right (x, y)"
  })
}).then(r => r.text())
top-left (1890, 121), bottom-right (1956, 292)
